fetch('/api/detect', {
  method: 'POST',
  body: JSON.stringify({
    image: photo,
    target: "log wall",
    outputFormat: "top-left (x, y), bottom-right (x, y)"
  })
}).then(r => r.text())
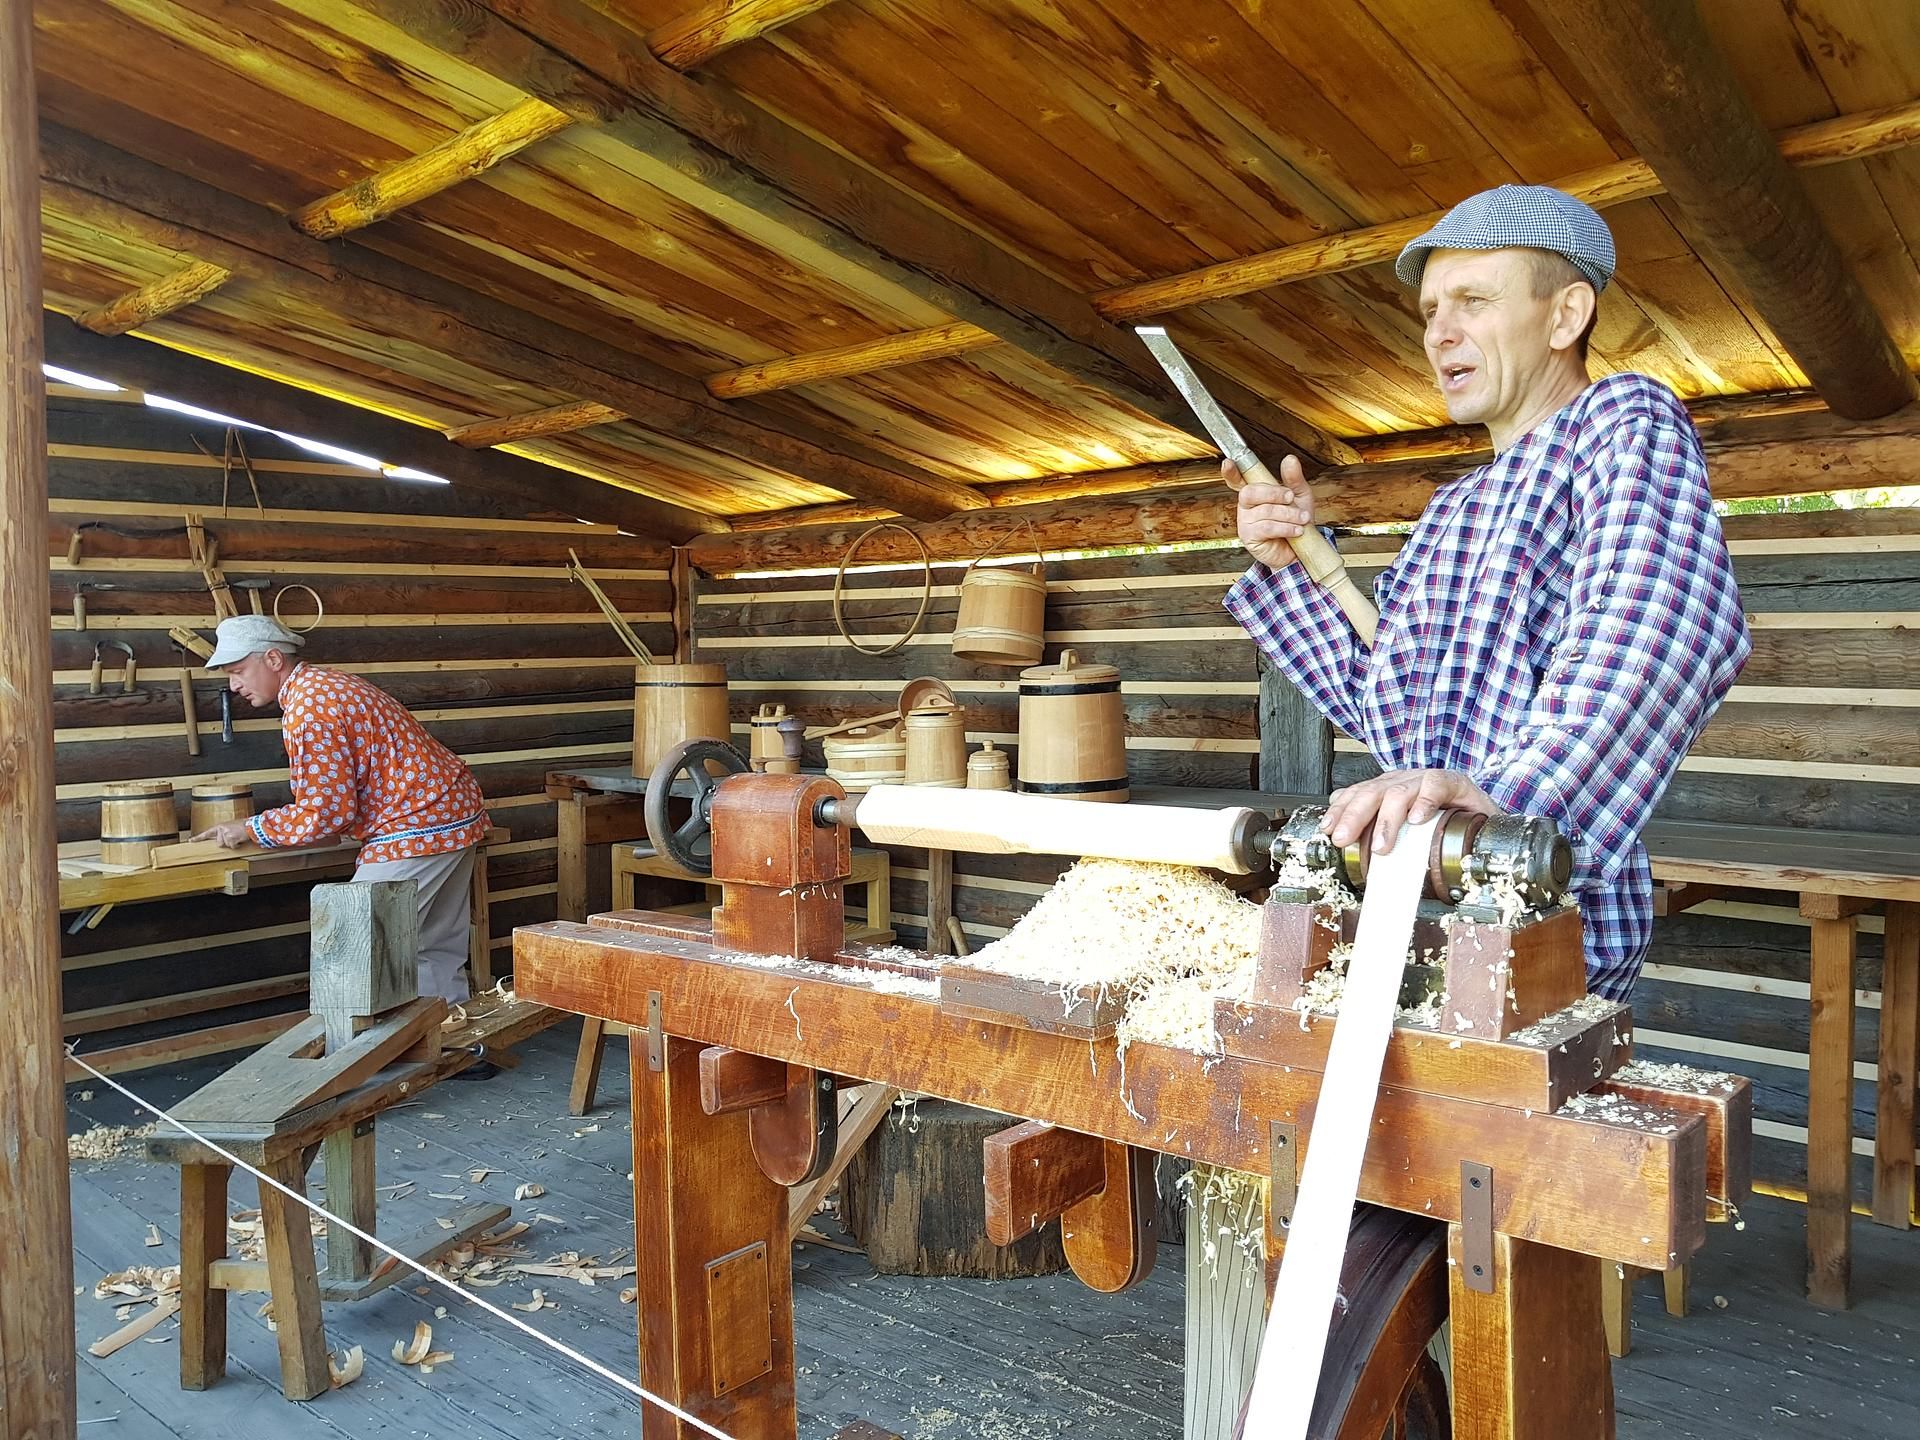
top-left (692, 504), bottom-right (1920, 1191)
top-left (50, 387), bottom-right (671, 1066)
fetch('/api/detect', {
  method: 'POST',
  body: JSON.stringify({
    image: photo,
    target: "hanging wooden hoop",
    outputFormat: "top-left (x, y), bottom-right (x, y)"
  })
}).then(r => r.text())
top-left (833, 523), bottom-right (932, 657)
top-left (961, 516), bottom-right (1047, 581)
top-left (272, 583), bottom-right (325, 634)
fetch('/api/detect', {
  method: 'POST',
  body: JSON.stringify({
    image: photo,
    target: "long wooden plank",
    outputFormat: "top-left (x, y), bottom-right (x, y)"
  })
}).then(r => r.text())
top-left (1874, 902), bottom-right (1919, 1228)
top-left (62, 1010), bottom-right (306, 1082)
top-left (1806, 914), bottom-right (1858, 1308)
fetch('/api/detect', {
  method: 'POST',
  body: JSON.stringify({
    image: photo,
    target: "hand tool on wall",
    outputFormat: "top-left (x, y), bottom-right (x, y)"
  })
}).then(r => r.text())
top-left (233, 577), bottom-right (271, 615)
top-left (220, 688), bottom-right (233, 745)
top-left (567, 548), bottom-right (653, 662)
top-left (185, 512), bottom-right (239, 620)
top-left (88, 640), bottom-right (137, 696)
top-left (1135, 326), bottom-right (1379, 645)
top-left (170, 639), bottom-right (203, 758)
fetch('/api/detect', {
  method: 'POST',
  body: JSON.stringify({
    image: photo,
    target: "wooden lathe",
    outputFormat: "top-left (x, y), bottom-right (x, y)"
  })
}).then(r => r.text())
top-left (512, 741), bottom-right (1751, 1440)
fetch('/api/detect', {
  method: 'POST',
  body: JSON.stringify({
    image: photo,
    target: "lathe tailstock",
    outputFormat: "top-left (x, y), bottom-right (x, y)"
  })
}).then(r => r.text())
top-left (513, 744), bottom-right (1750, 1440)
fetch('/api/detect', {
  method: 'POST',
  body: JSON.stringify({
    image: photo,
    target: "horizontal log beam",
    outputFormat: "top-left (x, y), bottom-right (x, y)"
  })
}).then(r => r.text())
top-left (39, 125), bottom-right (980, 520)
top-left (687, 406), bottom-right (1920, 572)
top-left (446, 400), bottom-right (624, 448)
top-left (1517, 1), bottom-right (1915, 420)
top-left (358, 0), bottom-right (1353, 465)
top-left (43, 321), bottom-right (713, 540)
top-left (290, 98), bottom-right (575, 240)
top-left (647, 0), bottom-right (840, 71)
top-left (73, 260), bottom-right (231, 336)
top-left (705, 320), bottom-right (995, 398)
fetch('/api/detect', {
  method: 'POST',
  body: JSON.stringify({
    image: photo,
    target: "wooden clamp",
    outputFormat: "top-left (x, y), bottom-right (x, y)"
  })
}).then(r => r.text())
top-left (982, 1120), bottom-right (1157, 1293)
top-left (697, 1046), bottom-right (838, 1186)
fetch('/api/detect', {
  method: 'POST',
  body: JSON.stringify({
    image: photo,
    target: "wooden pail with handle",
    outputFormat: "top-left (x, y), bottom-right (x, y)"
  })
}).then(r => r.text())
top-left (952, 521), bottom-right (1046, 667)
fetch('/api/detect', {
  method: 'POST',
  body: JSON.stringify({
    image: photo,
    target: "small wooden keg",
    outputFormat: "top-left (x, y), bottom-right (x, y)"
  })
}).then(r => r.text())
top-left (966, 740), bottom-right (1012, 791)
top-left (100, 780), bottom-right (178, 865)
top-left (633, 663), bottom-right (730, 776)
top-left (904, 699), bottom-right (968, 788)
top-left (188, 783), bottom-right (253, 834)
top-left (952, 527), bottom-right (1046, 667)
top-left (1017, 649), bottom-right (1128, 803)
top-left (823, 722), bottom-right (907, 792)
top-left (749, 703), bottom-right (790, 769)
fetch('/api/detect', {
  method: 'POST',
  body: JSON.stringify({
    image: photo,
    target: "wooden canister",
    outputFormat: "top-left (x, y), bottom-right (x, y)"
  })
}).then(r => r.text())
top-left (749, 703), bottom-right (790, 769)
top-left (823, 723), bottom-right (907, 792)
top-left (1017, 650), bottom-right (1128, 803)
top-left (952, 526), bottom-right (1046, 667)
top-left (904, 699), bottom-right (968, 788)
top-left (189, 783), bottom-right (253, 834)
top-left (966, 740), bottom-right (1012, 791)
top-left (100, 780), bottom-right (178, 865)
top-left (633, 663), bottom-right (730, 776)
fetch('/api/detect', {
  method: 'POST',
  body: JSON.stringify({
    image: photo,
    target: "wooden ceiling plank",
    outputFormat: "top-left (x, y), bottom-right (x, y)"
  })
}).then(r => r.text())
top-left (445, 399), bottom-right (623, 447)
top-left (1518, 0), bottom-right (1915, 420)
top-left (688, 401), bottom-right (1920, 573)
top-left (290, 97), bottom-right (576, 239)
top-left (73, 260), bottom-right (230, 336)
top-left (38, 124), bottom-right (984, 520)
top-left (1094, 98), bottom-right (1920, 323)
top-left (647, 0), bottom-right (843, 72)
top-left (352, 0), bottom-right (1355, 466)
top-left (41, 319), bottom-right (715, 539)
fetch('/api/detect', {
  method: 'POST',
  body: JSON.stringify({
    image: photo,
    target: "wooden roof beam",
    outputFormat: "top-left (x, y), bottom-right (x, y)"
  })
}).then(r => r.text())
top-left (706, 320), bottom-right (996, 398)
top-left (72, 260), bottom-right (230, 335)
top-left (39, 125), bottom-right (981, 520)
top-left (42, 320), bottom-right (719, 540)
top-left (355, 0), bottom-right (1356, 467)
top-left (647, 0), bottom-right (841, 71)
top-left (290, 98), bottom-right (574, 240)
top-left (1521, 7), bottom-right (1916, 419)
top-left (446, 400), bottom-right (623, 448)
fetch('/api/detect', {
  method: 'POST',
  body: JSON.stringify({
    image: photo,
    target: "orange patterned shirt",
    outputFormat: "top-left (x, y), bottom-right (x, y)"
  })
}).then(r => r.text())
top-left (247, 665), bottom-right (488, 864)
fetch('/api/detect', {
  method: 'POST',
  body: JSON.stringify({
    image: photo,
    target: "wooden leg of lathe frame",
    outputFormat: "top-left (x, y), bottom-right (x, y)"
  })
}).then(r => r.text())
top-left (179, 1162), bottom-right (230, 1390)
top-left (632, 1035), bottom-right (795, 1439)
top-left (1447, 1228), bottom-right (1613, 1440)
top-left (257, 1152), bottom-right (331, 1401)
top-left (1805, 912), bottom-right (1858, 1308)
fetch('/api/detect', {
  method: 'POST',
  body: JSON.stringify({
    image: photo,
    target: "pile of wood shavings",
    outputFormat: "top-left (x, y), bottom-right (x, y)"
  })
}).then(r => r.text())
top-left (68, 1122), bottom-right (156, 1161)
top-left (1506, 993), bottom-right (1622, 1047)
top-left (1554, 1090), bottom-right (1682, 1133)
top-left (966, 860), bottom-right (1263, 1054)
top-left (1611, 1058), bottom-right (1739, 1094)
top-left (709, 949), bottom-right (937, 999)
top-left (1290, 943), bottom-right (1447, 1029)
top-left (1177, 1162), bottom-right (1268, 1281)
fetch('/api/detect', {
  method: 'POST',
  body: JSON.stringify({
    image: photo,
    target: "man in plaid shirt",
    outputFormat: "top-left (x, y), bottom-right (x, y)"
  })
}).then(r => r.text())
top-left (1224, 186), bottom-right (1751, 1000)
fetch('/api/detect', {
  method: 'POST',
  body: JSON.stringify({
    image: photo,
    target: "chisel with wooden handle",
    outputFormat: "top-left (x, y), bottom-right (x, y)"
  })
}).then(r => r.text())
top-left (1135, 326), bottom-right (1379, 645)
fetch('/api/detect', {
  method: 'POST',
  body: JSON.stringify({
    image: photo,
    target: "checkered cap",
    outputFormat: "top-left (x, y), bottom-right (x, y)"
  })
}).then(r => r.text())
top-left (1395, 184), bottom-right (1615, 293)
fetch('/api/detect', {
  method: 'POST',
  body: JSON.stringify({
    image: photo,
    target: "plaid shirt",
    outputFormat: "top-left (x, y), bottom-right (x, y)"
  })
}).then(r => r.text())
top-left (1226, 373), bottom-right (1750, 1000)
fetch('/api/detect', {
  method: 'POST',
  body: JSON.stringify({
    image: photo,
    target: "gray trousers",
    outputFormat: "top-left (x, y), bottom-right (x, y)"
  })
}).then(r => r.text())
top-left (353, 846), bottom-right (478, 1003)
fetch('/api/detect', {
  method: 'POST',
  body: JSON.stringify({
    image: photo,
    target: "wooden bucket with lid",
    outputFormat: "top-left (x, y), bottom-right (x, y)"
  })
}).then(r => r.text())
top-left (633, 663), bottom-right (730, 776)
top-left (952, 522), bottom-right (1046, 667)
top-left (904, 699), bottom-right (968, 788)
top-left (189, 783), bottom-right (253, 834)
top-left (100, 780), bottom-right (178, 865)
top-left (824, 722), bottom-right (907, 792)
top-left (1017, 650), bottom-right (1128, 803)
top-left (966, 740), bottom-right (1012, 791)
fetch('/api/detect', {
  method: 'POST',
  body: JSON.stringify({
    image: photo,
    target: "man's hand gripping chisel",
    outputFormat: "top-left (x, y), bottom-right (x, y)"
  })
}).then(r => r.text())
top-left (1136, 326), bottom-right (1380, 646)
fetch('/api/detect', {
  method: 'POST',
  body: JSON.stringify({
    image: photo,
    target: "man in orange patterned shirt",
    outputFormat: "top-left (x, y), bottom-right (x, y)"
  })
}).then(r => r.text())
top-left (193, 616), bottom-right (490, 1007)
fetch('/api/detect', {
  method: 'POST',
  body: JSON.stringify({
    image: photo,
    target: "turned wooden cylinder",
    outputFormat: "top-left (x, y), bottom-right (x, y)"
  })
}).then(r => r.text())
top-left (966, 739), bottom-right (1013, 791)
top-left (842, 1099), bottom-right (1066, 1278)
top-left (188, 782), bottom-right (252, 834)
top-left (1017, 649), bottom-right (1128, 803)
top-left (632, 663), bottom-right (730, 775)
top-left (823, 723), bottom-right (906, 792)
top-left (99, 780), bottom-right (177, 865)
top-left (903, 699), bottom-right (967, 788)
top-left (749, 702), bottom-right (789, 769)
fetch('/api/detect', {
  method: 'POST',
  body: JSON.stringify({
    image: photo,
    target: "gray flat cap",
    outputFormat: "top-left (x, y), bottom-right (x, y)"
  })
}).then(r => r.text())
top-left (1395, 184), bottom-right (1616, 293)
top-left (208, 614), bottom-right (305, 667)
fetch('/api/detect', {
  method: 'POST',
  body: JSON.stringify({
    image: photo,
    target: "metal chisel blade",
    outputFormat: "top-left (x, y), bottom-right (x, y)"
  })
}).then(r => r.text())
top-left (1134, 326), bottom-right (1259, 473)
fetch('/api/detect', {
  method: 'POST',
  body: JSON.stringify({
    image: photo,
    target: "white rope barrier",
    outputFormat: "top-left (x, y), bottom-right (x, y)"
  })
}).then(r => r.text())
top-left (65, 1048), bottom-right (740, 1440)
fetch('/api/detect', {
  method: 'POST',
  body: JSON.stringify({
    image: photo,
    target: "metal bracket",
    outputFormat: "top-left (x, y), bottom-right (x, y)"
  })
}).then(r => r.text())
top-left (1461, 1160), bottom-right (1495, 1294)
top-left (1269, 1120), bottom-right (1298, 1227)
top-left (644, 990), bottom-right (665, 1072)
top-left (352, 1117), bottom-right (375, 1140)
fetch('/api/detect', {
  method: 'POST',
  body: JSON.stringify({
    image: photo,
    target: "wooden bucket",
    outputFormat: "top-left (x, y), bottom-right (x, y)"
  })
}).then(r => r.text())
top-left (188, 783), bottom-right (253, 834)
top-left (904, 699), bottom-right (968, 788)
top-left (633, 663), bottom-right (730, 776)
top-left (100, 780), bottom-right (178, 865)
top-left (749, 703), bottom-right (790, 767)
top-left (952, 523), bottom-right (1045, 667)
top-left (966, 740), bottom-right (1012, 792)
top-left (824, 723), bottom-right (907, 793)
top-left (1017, 649), bottom-right (1128, 803)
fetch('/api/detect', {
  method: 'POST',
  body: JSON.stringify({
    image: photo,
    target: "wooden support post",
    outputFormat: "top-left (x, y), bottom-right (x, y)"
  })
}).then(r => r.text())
top-left (1662, 1264), bottom-right (1689, 1319)
top-left (179, 1162), bottom-right (230, 1390)
top-left (1805, 908), bottom-right (1858, 1309)
top-left (256, 1153), bottom-right (331, 1401)
top-left (309, 880), bottom-right (419, 1051)
top-left (672, 546), bottom-right (695, 664)
top-left (1600, 1260), bottom-right (1632, 1359)
top-left (468, 844), bottom-right (494, 992)
top-left (926, 846), bottom-right (954, 954)
top-left (560, 791), bottom-right (611, 1114)
top-left (322, 1122), bottom-right (377, 1283)
top-left (1874, 901), bottom-right (1918, 1228)
top-left (1184, 1195), bottom-right (1268, 1440)
top-left (632, 1036), bottom-right (795, 1438)
top-left (1257, 653), bottom-right (1331, 796)
top-left (1447, 1227), bottom-right (1613, 1440)
top-left (0, 0), bottom-right (77, 1423)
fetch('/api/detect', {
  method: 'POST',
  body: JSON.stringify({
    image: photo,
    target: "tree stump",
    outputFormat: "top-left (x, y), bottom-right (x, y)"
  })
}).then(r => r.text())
top-left (841, 1099), bottom-right (1066, 1277)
